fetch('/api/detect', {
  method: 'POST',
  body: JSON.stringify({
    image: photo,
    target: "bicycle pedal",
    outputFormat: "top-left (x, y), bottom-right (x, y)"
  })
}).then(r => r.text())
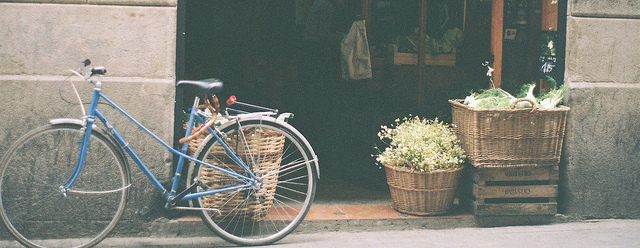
top-left (136, 205), bottom-right (161, 220)
top-left (136, 207), bottom-right (153, 218)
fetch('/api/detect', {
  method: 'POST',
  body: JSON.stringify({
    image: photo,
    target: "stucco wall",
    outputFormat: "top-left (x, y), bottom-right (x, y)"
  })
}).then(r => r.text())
top-left (561, 0), bottom-right (640, 218)
top-left (0, 1), bottom-right (177, 235)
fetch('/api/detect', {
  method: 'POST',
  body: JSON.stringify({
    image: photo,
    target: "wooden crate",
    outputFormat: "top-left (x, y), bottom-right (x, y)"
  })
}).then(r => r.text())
top-left (388, 44), bottom-right (456, 67)
top-left (470, 165), bottom-right (559, 216)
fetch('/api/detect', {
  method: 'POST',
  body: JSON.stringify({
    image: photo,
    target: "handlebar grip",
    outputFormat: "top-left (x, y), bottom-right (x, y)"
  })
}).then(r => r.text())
top-left (91, 66), bottom-right (106, 75)
top-left (82, 59), bottom-right (91, 67)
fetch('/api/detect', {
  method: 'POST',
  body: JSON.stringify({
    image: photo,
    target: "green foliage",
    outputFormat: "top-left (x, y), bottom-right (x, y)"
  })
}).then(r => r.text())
top-left (393, 28), bottom-right (464, 55)
top-left (541, 33), bottom-right (558, 56)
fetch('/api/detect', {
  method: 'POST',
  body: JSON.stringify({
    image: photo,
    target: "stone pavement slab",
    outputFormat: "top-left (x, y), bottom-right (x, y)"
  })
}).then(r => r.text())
top-left (0, 219), bottom-right (638, 247)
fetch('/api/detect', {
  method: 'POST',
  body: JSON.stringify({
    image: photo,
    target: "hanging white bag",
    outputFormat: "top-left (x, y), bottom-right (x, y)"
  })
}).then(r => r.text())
top-left (341, 20), bottom-right (372, 81)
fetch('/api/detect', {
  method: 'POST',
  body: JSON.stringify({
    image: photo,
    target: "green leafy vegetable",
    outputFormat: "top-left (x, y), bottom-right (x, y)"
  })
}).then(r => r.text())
top-left (463, 77), bottom-right (566, 109)
top-left (538, 85), bottom-right (566, 109)
top-left (463, 88), bottom-right (516, 108)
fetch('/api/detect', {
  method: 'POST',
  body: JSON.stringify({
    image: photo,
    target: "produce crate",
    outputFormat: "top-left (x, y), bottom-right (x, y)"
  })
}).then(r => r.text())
top-left (449, 99), bottom-right (570, 167)
top-left (388, 44), bottom-right (456, 67)
top-left (469, 165), bottom-right (558, 216)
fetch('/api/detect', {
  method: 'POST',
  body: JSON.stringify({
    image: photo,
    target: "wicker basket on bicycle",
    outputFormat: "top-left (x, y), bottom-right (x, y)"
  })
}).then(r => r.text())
top-left (198, 128), bottom-right (284, 221)
top-left (185, 119), bottom-right (284, 222)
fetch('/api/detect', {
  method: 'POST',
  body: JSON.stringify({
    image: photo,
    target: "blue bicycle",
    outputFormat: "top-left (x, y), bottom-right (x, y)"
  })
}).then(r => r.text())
top-left (0, 60), bottom-right (319, 247)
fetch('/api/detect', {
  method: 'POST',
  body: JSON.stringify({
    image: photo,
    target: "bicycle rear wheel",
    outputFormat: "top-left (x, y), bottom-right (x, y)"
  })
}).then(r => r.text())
top-left (188, 118), bottom-right (317, 246)
top-left (0, 124), bottom-right (129, 248)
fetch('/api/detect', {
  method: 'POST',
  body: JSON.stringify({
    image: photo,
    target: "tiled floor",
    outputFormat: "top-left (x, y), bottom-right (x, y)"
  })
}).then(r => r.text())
top-left (305, 204), bottom-right (421, 220)
top-left (179, 204), bottom-right (471, 222)
top-left (179, 173), bottom-right (472, 222)
top-left (310, 203), bottom-right (472, 220)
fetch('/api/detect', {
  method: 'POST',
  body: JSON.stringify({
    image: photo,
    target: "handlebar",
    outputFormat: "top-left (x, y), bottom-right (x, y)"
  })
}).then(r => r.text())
top-left (67, 59), bottom-right (106, 117)
top-left (72, 59), bottom-right (106, 81)
top-left (91, 66), bottom-right (107, 76)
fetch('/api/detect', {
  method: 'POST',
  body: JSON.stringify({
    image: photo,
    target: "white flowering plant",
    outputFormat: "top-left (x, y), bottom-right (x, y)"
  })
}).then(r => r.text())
top-left (374, 116), bottom-right (466, 172)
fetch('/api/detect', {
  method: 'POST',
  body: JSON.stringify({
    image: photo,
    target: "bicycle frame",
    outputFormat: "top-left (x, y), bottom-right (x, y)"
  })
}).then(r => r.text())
top-left (63, 79), bottom-right (260, 206)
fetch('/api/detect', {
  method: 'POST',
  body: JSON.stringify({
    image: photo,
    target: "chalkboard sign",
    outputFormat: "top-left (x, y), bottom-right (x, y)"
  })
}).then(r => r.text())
top-left (539, 55), bottom-right (556, 75)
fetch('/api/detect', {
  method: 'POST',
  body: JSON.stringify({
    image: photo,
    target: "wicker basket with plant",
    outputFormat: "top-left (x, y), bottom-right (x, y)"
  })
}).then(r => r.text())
top-left (375, 116), bottom-right (466, 215)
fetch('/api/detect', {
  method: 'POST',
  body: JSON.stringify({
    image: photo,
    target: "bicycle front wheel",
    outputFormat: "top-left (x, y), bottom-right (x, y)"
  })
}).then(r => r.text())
top-left (0, 124), bottom-right (129, 248)
top-left (188, 118), bottom-right (317, 246)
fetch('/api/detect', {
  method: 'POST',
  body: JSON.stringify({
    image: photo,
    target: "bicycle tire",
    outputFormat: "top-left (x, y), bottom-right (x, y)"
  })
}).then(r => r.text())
top-left (187, 117), bottom-right (317, 246)
top-left (0, 123), bottom-right (129, 248)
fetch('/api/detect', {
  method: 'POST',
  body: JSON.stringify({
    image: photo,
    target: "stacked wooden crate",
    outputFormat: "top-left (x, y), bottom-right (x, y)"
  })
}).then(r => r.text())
top-left (471, 165), bottom-right (558, 216)
top-left (449, 100), bottom-right (569, 216)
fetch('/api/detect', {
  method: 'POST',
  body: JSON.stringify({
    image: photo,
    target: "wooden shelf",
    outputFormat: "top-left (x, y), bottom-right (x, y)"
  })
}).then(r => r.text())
top-left (388, 45), bottom-right (456, 67)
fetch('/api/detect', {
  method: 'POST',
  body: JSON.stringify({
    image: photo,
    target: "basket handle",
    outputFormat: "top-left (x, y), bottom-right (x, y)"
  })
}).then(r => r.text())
top-left (510, 98), bottom-right (537, 111)
top-left (393, 158), bottom-right (412, 168)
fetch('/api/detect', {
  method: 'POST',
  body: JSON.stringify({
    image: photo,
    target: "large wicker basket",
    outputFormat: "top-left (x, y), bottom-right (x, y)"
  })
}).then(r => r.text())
top-left (189, 127), bottom-right (285, 221)
top-left (384, 164), bottom-right (463, 216)
top-left (449, 99), bottom-right (570, 168)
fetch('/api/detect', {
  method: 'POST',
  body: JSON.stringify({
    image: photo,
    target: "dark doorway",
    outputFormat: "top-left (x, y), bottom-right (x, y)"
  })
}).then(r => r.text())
top-left (178, 0), bottom-right (497, 203)
top-left (180, 0), bottom-right (391, 203)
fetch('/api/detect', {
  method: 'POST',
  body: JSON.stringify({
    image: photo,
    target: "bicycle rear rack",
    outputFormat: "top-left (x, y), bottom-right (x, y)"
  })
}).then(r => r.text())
top-left (225, 97), bottom-right (278, 117)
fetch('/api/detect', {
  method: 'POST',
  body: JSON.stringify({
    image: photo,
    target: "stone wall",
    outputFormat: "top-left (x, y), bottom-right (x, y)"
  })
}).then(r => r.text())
top-left (0, 0), bottom-right (177, 235)
top-left (562, 0), bottom-right (640, 218)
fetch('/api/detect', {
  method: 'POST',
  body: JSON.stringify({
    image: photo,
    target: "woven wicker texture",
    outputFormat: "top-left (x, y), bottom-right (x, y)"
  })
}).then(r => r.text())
top-left (449, 100), bottom-right (569, 168)
top-left (192, 127), bottom-right (284, 221)
top-left (384, 164), bottom-right (462, 216)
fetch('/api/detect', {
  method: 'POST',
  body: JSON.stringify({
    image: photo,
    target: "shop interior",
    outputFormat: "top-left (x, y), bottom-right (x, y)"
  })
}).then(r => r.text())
top-left (180, 0), bottom-right (563, 204)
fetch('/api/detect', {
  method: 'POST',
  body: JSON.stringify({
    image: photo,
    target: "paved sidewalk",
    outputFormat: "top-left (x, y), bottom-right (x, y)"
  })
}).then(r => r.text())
top-left (263, 219), bottom-right (639, 248)
top-left (1, 219), bottom-right (638, 247)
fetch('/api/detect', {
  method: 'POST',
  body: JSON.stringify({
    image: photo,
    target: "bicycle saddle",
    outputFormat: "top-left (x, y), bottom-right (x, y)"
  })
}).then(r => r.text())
top-left (177, 79), bottom-right (223, 96)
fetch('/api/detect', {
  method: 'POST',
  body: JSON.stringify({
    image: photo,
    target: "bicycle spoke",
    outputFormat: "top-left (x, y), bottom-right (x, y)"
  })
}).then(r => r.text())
top-left (277, 178), bottom-right (309, 194)
top-left (269, 197), bottom-right (297, 221)
top-left (262, 158), bottom-right (309, 179)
